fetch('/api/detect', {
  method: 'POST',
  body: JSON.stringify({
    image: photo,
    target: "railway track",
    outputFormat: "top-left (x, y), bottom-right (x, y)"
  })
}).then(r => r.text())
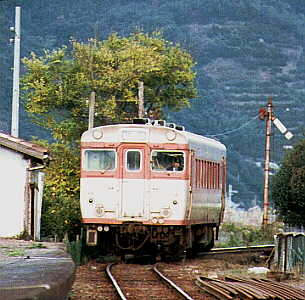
top-left (114, 244), bottom-right (274, 263)
top-left (106, 262), bottom-right (305, 300)
top-left (103, 245), bottom-right (275, 299)
top-left (200, 244), bottom-right (274, 256)
top-left (106, 262), bottom-right (210, 300)
top-left (70, 246), bottom-right (305, 300)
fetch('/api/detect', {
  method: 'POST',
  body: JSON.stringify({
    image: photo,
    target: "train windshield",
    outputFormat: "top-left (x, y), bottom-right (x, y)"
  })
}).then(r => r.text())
top-left (84, 150), bottom-right (116, 171)
top-left (126, 150), bottom-right (141, 171)
top-left (151, 151), bottom-right (184, 172)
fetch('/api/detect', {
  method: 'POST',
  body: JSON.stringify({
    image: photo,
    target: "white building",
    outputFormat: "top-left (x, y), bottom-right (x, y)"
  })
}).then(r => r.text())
top-left (0, 132), bottom-right (49, 239)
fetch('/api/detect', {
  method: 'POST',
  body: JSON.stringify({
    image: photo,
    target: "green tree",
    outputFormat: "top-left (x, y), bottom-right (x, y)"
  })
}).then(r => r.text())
top-left (39, 142), bottom-right (81, 239)
top-left (22, 32), bottom-right (197, 238)
top-left (22, 32), bottom-right (197, 144)
top-left (272, 139), bottom-right (305, 227)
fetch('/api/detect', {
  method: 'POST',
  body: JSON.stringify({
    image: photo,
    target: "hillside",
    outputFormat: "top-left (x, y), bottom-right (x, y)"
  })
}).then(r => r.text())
top-left (0, 0), bottom-right (304, 208)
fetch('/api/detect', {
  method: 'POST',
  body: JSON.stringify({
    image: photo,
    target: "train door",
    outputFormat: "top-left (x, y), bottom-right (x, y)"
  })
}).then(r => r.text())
top-left (119, 145), bottom-right (148, 219)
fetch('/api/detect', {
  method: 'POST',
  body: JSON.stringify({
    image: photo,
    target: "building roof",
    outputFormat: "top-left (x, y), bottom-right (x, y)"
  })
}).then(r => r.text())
top-left (0, 132), bottom-right (49, 162)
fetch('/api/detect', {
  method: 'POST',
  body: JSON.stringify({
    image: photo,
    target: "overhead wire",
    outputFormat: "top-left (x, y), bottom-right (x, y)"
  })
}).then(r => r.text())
top-left (206, 114), bottom-right (260, 138)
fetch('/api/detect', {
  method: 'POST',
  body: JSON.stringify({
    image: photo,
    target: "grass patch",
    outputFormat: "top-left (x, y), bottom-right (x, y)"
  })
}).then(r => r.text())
top-left (27, 242), bottom-right (47, 249)
top-left (7, 249), bottom-right (25, 257)
top-left (66, 239), bottom-right (83, 265)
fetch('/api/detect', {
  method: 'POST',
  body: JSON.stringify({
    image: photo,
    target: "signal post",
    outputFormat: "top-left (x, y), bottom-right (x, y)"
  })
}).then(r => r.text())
top-left (259, 97), bottom-right (293, 227)
top-left (259, 97), bottom-right (273, 226)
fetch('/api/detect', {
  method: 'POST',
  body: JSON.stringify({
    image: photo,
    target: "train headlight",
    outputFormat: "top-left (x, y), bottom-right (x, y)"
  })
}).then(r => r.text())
top-left (88, 198), bottom-right (94, 204)
top-left (160, 207), bottom-right (171, 218)
top-left (165, 130), bottom-right (176, 141)
top-left (92, 128), bottom-right (103, 139)
top-left (152, 217), bottom-right (158, 224)
top-left (158, 218), bottom-right (165, 224)
top-left (97, 226), bottom-right (103, 232)
top-left (95, 204), bottom-right (105, 216)
top-left (103, 225), bottom-right (110, 232)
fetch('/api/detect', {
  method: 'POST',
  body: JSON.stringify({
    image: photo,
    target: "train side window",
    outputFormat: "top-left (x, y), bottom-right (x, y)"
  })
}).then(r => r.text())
top-left (151, 151), bottom-right (184, 171)
top-left (195, 159), bottom-right (200, 188)
top-left (84, 150), bottom-right (116, 171)
top-left (126, 150), bottom-right (141, 171)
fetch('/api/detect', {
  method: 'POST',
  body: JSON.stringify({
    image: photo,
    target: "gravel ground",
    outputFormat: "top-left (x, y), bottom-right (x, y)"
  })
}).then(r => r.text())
top-left (2, 239), bottom-right (303, 299)
top-left (69, 254), bottom-right (305, 299)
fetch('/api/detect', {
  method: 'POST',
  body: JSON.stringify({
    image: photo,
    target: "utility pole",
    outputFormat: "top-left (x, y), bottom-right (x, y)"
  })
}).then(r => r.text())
top-left (138, 81), bottom-right (144, 118)
top-left (262, 97), bottom-right (273, 226)
top-left (11, 6), bottom-right (21, 137)
top-left (88, 39), bottom-right (97, 130)
top-left (259, 97), bottom-right (293, 226)
top-left (88, 91), bottom-right (95, 130)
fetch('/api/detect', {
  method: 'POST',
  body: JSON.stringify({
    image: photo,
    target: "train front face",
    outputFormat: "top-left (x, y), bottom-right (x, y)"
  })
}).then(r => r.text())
top-left (80, 125), bottom-right (190, 254)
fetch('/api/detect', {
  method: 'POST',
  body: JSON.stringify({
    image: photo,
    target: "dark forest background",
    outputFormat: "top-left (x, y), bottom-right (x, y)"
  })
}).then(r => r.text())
top-left (0, 0), bottom-right (304, 208)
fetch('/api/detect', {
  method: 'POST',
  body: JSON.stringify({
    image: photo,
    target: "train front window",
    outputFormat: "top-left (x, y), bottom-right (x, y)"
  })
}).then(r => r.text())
top-left (151, 151), bottom-right (184, 172)
top-left (126, 150), bottom-right (141, 171)
top-left (84, 150), bottom-right (116, 171)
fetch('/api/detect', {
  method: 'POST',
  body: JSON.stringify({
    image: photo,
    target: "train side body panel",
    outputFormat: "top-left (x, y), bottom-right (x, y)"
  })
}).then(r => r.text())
top-left (187, 133), bottom-right (226, 225)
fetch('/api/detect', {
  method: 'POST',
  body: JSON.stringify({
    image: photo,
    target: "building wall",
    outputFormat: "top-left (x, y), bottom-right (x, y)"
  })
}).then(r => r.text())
top-left (32, 171), bottom-right (44, 240)
top-left (0, 146), bottom-right (28, 237)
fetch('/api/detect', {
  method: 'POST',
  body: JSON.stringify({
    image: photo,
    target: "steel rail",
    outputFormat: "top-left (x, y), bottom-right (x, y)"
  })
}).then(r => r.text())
top-left (196, 275), bottom-right (305, 300)
top-left (256, 278), bottom-right (305, 299)
top-left (200, 244), bottom-right (274, 255)
top-left (153, 264), bottom-right (195, 300)
top-left (195, 278), bottom-right (234, 300)
top-left (105, 263), bottom-right (128, 300)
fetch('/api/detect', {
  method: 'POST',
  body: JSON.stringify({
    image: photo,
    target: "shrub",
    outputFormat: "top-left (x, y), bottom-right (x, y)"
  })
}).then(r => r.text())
top-left (217, 222), bottom-right (279, 247)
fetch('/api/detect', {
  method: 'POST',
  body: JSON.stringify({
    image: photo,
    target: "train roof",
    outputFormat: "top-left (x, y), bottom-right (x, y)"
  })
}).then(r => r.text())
top-left (81, 123), bottom-right (226, 159)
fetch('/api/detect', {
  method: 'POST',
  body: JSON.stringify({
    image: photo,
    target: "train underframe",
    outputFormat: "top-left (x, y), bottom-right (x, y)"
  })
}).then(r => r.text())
top-left (83, 223), bottom-right (217, 259)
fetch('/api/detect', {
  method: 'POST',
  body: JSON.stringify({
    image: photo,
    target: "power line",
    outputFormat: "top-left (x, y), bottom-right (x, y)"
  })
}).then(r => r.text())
top-left (207, 114), bottom-right (259, 138)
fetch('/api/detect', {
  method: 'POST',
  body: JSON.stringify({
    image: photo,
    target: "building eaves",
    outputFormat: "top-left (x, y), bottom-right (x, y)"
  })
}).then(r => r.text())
top-left (0, 132), bottom-right (49, 162)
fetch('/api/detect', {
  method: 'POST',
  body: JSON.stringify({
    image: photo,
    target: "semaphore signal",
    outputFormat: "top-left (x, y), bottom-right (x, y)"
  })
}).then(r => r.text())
top-left (259, 96), bottom-right (293, 226)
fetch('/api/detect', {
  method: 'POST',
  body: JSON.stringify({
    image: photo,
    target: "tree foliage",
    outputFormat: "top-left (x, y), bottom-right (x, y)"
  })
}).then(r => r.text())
top-left (40, 142), bottom-right (81, 239)
top-left (21, 32), bottom-right (197, 238)
top-left (22, 32), bottom-right (197, 144)
top-left (272, 139), bottom-right (305, 227)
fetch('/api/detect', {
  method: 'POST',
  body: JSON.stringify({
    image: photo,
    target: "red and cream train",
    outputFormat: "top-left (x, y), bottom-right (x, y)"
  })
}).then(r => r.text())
top-left (80, 119), bottom-right (226, 257)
